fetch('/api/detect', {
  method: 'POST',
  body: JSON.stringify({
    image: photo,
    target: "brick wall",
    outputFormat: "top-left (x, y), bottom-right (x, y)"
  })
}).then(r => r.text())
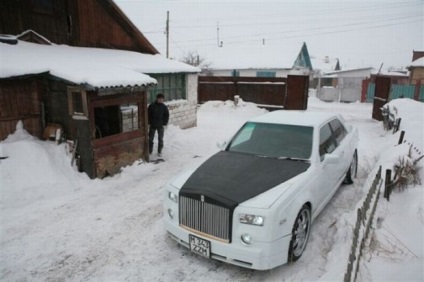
top-left (167, 100), bottom-right (197, 129)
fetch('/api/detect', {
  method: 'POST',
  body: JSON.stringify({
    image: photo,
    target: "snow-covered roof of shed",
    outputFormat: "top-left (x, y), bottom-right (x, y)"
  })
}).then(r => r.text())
top-left (204, 43), bottom-right (302, 70)
top-left (310, 56), bottom-right (339, 72)
top-left (370, 69), bottom-right (409, 77)
top-left (325, 67), bottom-right (374, 76)
top-left (409, 57), bottom-right (424, 67)
top-left (0, 40), bottom-right (200, 89)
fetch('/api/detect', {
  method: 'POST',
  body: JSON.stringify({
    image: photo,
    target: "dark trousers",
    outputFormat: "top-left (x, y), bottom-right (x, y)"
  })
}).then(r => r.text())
top-left (148, 125), bottom-right (164, 154)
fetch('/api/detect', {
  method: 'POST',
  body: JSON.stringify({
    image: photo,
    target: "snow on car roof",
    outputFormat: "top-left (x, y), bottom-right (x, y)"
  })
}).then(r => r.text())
top-left (248, 110), bottom-right (338, 127)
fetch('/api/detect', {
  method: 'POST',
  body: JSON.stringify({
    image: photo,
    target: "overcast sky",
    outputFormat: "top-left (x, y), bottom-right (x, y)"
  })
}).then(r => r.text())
top-left (114, 0), bottom-right (423, 70)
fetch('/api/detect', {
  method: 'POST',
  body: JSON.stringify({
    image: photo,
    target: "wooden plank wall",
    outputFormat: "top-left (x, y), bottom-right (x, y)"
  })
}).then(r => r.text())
top-left (0, 78), bottom-right (43, 140)
top-left (285, 75), bottom-right (309, 110)
top-left (0, 0), bottom-right (157, 54)
top-left (0, 0), bottom-right (70, 44)
top-left (75, 0), bottom-right (156, 53)
top-left (45, 79), bottom-right (74, 139)
top-left (89, 91), bottom-right (148, 178)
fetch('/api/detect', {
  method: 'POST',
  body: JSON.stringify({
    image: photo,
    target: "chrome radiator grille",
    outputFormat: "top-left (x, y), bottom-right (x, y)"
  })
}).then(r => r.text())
top-left (179, 196), bottom-right (231, 242)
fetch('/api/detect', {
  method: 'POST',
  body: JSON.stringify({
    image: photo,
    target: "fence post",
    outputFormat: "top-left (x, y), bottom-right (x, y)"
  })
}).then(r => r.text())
top-left (384, 169), bottom-right (392, 201)
top-left (393, 118), bottom-right (402, 134)
top-left (398, 131), bottom-right (405, 145)
top-left (413, 81), bottom-right (421, 101)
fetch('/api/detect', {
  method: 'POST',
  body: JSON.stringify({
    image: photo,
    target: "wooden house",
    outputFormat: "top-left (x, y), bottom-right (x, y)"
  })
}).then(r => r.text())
top-left (408, 51), bottom-right (424, 85)
top-left (0, 0), bottom-right (199, 178)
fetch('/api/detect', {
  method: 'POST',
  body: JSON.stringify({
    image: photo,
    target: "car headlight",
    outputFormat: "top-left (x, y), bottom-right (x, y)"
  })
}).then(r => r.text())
top-left (168, 191), bottom-right (178, 203)
top-left (239, 214), bottom-right (264, 226)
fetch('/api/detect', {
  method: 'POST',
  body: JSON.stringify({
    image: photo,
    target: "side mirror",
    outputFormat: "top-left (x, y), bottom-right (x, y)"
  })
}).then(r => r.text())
top-left (324, 154), bottom-right (339, 164)
top-left (216, 141), bottom-right (227, 150)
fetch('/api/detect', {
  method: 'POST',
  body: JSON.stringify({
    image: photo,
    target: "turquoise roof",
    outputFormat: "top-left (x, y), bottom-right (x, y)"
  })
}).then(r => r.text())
top-left (293, 42), bottom-right (312, 70)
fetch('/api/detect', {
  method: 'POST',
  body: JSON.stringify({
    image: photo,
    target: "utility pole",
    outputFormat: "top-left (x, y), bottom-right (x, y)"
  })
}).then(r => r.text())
top-left (166, 11), bottom-right (169, 58)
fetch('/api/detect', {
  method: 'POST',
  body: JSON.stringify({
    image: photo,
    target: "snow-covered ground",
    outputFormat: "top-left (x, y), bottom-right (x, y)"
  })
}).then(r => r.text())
top-left (0, 95), bottom-right (422, 281)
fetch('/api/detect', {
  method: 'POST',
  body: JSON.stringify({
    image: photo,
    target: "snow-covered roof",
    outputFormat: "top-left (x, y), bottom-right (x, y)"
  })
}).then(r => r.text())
top-left (204, 43), bottom-right (302, 70)
top-left (323, 67), bottom-right (374, 78)
top-left (409, 57), bottom-right (424, 67)
top-left (249, 110), bottom-right (337, 127)
top-left (310, 56), bottom-right (339, 72)
top-left (0, 40), bottom-right (200, 89)
top-left (370, 69), bottom-right (409, 77)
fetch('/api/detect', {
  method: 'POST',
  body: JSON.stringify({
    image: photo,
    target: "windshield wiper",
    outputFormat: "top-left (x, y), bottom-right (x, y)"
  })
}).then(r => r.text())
top-left (277, 156), bottom-right (310, 162)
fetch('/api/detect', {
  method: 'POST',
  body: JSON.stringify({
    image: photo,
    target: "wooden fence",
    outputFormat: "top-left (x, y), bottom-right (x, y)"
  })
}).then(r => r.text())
top-left (198, 76), bottom-right (286, 107)
top-left (344, 166), bottom-right (383, 282)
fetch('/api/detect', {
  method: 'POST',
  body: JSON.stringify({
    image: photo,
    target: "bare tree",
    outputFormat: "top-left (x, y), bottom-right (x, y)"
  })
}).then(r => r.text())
top-left (180, 51), bottom-right (211, 69)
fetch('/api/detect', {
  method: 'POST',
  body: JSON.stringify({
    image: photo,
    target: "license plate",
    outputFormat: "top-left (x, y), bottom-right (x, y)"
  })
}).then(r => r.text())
top-left (189, 235), bottom-right (210, 258)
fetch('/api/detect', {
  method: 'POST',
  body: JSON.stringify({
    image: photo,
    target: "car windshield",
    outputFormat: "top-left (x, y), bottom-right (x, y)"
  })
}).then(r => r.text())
top-left (227, 122), bottom-right (313, 160)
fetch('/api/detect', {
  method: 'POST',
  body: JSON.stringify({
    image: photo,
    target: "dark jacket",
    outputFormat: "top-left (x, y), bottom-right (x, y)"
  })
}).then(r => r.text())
top-left (148, 102), bottom-right (169, 127)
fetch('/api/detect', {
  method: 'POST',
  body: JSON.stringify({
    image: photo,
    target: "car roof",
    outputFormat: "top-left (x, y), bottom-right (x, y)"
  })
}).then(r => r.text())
top-left (248, 110), bottom-right (339, 127)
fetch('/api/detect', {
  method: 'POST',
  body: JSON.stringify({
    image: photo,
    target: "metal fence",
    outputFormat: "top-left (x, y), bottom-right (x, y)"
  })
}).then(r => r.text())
top-left (366, 83), bottom-right (424, 103)
top-left (344, 166), bottom-right (383, 282)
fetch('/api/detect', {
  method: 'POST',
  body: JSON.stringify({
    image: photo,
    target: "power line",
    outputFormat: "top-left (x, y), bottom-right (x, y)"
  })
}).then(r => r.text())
top-left (152, 17), bottom-right (421, 49)
top-left (169, 1), bottom-right (421, 27)
top-left (155, 13), bottom-right (421, 46)
top-left (136, 1), bottom-right (422, 33)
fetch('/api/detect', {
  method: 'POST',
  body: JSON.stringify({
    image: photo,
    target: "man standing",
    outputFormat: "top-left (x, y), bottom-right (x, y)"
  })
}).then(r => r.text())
top-left (148, 93), bottom-right (169, 157)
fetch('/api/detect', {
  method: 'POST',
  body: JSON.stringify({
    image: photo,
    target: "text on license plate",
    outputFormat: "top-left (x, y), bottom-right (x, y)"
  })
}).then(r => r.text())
top-left (189, 235), bottom-right (210, 258)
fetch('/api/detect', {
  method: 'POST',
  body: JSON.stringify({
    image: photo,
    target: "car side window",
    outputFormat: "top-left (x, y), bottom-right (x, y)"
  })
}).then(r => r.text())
top-left (329, 119), bottom-right (347, 145)
top-left (319, 123), bottom-right (336, 160)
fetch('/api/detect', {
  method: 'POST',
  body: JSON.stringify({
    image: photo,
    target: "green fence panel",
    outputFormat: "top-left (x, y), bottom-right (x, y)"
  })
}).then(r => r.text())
top-left (366, 83), bottom-right (422, 103)
top-left (390, 84), bottom-right (415, 100)
top-left (366, 83), bottom-right (375, 102)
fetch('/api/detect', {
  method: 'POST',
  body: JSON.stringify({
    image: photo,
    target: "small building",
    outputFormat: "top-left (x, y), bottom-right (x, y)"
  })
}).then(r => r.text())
top-left (310, 56), bottom-right (341, 88)
top-left (0, 39), bottom-right (197, 178)
top-left (201, 42), bottom-right (312, 78)
top-left (408, 51), bottom-right (424, 85)
top-left (318, 67), bottom-right (374, 102)
top-left (0, 0), bottom-right (200, 130)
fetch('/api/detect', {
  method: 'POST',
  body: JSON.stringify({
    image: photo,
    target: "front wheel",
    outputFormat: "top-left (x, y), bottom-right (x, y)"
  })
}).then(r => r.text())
top-left (344, 149), bottom-right (358, 184)
top-left (288, 205), bottom-right (311, 262)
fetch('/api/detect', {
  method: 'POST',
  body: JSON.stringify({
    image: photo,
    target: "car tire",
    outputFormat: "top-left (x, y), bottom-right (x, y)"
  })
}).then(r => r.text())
top-left (288, 204), bottom-right (311, 262)
top-left (344, 149), bottom-right (358, 184)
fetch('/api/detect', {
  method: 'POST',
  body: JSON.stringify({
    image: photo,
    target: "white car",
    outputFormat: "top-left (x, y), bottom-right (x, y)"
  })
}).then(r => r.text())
top-left (164, 110), bottom-right (359, 270)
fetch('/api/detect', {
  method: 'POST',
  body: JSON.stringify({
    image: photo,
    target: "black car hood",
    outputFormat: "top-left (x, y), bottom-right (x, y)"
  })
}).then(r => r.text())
top-left (180, 151), bottom-right (310, 207)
